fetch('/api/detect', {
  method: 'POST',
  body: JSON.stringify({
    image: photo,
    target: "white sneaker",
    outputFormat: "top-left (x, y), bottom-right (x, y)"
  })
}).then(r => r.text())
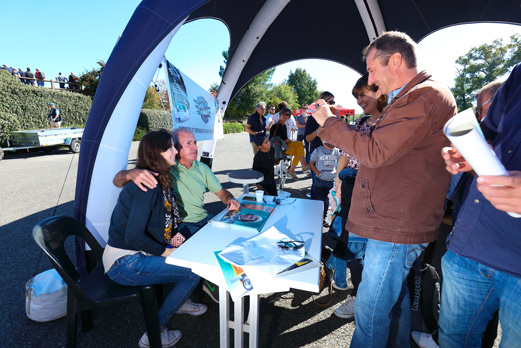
top-left (139, 328), bottom-right (182, 348)
top-left (411, 331), bottom-right (439, 348)
top-left (334, 295), bottom-right (355, 319)
top-left (175, 299), bottom-right (207, 316)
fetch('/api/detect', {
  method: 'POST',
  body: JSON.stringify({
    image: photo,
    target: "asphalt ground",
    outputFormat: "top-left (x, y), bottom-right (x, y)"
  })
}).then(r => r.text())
top-left (0, 132), bottom-right (500, 347)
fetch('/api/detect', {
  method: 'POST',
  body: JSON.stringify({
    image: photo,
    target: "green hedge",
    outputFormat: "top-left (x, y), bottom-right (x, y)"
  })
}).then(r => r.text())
top-left (133, 113), bottom-right (246, 139)
top-left (223, 122), bottom-right (245, 134)
top-left (0, 112), bottom-right (20, 143)
top-left (0, 69), bottom-right (92, 133)
top-left (137, 109), bottom-right (173, 132)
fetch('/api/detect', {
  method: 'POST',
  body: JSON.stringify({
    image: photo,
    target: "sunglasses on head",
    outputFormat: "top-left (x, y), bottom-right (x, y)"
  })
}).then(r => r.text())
top-left (475, 97), bottom-right (492, 118)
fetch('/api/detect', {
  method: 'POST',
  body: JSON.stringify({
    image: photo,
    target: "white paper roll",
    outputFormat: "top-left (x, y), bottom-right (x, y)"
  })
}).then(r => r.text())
top-left (444, 108), bottom-right (520, 218)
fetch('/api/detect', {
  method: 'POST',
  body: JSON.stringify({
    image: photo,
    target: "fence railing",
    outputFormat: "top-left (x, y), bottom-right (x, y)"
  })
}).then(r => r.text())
top-left (15, 76), bottom-right (82, 91)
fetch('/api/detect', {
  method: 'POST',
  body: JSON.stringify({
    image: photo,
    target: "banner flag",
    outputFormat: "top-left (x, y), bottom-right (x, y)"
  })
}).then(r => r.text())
top-left (164, 59), bottom-right (223, 141)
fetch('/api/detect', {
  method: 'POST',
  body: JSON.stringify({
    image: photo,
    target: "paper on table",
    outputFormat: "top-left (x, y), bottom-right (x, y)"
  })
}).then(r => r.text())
top-left (217, 226), bottom-right (309, 276)
top-left (214, 251), bottom-right (253, 301)
top-left (444, 108), bottom-right (520, 218)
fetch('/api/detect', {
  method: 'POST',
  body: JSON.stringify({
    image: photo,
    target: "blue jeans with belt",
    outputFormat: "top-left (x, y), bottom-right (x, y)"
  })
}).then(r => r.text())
top-left (350, 239), bottom-right (427, 348)
top-left (107, 252), bottom-right (200, 329)
top-left (439, 250), bottom-right (521, 347)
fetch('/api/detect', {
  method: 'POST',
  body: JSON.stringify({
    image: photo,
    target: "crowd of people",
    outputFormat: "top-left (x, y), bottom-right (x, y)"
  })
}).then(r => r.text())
top-left (246, 30), bottom-right (520, 347)
top-left (1, 64), bottom-right (79, 90)
top-left (98, 30), bottom-right (520, 348)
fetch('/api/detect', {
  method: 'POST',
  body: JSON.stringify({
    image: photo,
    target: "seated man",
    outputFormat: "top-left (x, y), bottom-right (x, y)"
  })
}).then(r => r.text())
top-left (113, 128), bottom-right (241, 235)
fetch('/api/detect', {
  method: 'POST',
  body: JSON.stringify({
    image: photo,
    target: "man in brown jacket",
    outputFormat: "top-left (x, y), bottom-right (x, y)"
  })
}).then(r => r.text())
top-left (313, 31), bottom-right (456, 347)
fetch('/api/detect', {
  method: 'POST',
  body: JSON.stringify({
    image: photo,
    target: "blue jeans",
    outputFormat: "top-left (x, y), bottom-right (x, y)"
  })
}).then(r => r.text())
top-left (177, 214), bottom-right (213, 237)
top-left (351, 239), bottom-right (427, 348)
top-left (107, 252), bottom-right (200, 329)
top-left (439, 250), bottom-right (521, 347)
top-left (311, 177), bottom-right (333, 219)
top-left (326, 232), bottom-right (367, 290)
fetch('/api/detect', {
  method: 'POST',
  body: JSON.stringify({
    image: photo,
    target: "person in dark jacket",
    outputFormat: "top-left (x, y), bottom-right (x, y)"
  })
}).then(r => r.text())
top-left (439, 63), bottom-right (521, 348)
top-left (102, 130), bottom-right (206, 348)
top-left (24, 67), bottom-right (34, 85)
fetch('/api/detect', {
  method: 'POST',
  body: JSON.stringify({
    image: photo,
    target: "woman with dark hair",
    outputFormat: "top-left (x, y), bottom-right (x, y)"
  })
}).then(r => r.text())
top-left (326, 75), bottom-right (387, 320)
top-left (103, 129), bottom-right (206, 348)
top-left (270, 107), bottom-right (308, 179)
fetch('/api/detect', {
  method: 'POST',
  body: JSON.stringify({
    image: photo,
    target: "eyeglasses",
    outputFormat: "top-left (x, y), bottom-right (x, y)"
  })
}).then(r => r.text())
top-left (475, 97), bottom-right (492, 118)
top-left (277, 240), bottom-right (305, 250)
top-left (327, 100), bottom-right (335, 105)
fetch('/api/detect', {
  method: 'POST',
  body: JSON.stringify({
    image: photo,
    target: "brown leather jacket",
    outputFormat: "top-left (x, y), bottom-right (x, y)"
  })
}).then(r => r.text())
top-left (318, 71), bottom-right (457, 244)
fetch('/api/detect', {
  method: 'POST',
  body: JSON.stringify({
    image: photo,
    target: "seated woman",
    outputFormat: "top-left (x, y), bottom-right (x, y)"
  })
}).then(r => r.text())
top-left (102, 129), bottom-right (206, 348)
top-left (269, 107), bottom-right (309, 180)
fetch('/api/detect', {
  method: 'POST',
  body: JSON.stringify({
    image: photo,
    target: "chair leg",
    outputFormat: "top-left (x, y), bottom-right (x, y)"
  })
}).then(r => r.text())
top-left (154, 284), bottom-right (164, 307)
top-left (66, 294), bottom-right (78, 348)
top-left (80, 310), bottom-right (93, 333)
top-left (140, 287), bottom-right (161, 348)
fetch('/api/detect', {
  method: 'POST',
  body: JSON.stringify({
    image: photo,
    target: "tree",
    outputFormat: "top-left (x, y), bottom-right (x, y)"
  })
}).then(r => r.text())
top-left (286, 68), bottom-right (320, 105)
top-left (79, 60), bottom-right (105, 97)
top-left (209, 82), bottom-right (219, 97)
top-left (219, 49), bottom-right (229, 78)
top-left (218, 49), bottom-right (277, 119)
top-left (142, 86), bottom-right (162, 109)
top-left (451, 34), bottom-right (520, 111)
top-left (154, 80), bottom-right (170, 110)
top-left (266, 82), bottom-right (299, 110)
top-left (225, 68), bottom-right (275, 120)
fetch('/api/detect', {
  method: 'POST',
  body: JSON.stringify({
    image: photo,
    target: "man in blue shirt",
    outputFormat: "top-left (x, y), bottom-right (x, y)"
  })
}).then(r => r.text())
top-left (439, 63), bottom-right (521, 347)
top-left (245, 102), bottom-right (267, 155)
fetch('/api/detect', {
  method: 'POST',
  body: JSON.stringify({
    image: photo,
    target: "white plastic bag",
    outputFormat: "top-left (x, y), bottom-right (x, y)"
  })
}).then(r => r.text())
top-left (25, 269), bottom-right (67, 322)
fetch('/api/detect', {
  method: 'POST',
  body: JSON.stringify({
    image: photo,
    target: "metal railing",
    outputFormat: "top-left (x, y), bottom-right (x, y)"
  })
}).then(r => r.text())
top-left (14, 76), bottom-right (82, 91)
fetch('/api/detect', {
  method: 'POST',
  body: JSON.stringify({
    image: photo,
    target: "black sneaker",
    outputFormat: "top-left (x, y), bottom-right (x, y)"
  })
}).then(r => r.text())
top-left (203, 280), bottom-right (219, 304)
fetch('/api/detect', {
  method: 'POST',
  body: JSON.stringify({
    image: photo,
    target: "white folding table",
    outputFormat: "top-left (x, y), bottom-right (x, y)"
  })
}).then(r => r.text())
top-left (166, 196), bottom-right (323, 348)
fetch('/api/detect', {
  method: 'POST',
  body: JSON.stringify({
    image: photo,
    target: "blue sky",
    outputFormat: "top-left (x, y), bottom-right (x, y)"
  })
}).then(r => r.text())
top-left (1, 1), bottom-right (519, 113)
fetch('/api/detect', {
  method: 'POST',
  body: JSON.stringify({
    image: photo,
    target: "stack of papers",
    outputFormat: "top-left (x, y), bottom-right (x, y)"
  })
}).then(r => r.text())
top-left (214, 227), bottom-right (320, 300)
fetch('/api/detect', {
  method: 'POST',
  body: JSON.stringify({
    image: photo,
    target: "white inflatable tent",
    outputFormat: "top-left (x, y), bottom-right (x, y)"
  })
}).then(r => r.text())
top-left (73, 0), bottom-right (521, 268)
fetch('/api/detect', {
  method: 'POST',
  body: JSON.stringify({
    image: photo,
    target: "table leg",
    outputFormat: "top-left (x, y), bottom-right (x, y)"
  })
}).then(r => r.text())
top-left (242, 184), bottom-right (249, 195)
top-left (234, 296), bottom-right (244, 348)
top-left (249, 294), bottom-right (259, 348)
top-left (220, 290), bottom-right (230, 348)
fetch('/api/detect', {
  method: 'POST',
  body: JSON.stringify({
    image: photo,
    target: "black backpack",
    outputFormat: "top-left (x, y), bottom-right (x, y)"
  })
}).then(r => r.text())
top-left (40, 72), bottom-right (45, 79)
top-left (408, 242), bottom-right (441, 340)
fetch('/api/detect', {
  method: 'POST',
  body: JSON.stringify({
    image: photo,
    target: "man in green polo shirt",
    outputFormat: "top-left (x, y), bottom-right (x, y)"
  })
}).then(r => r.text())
top-left (114, 128), bottom-right (241, 303)
top-left (113, 128), bottom-right (240, 234)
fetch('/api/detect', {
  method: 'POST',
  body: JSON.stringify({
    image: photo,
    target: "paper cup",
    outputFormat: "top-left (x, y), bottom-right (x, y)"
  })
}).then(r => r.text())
top-left (255, 190), bottom-right (264, 202)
